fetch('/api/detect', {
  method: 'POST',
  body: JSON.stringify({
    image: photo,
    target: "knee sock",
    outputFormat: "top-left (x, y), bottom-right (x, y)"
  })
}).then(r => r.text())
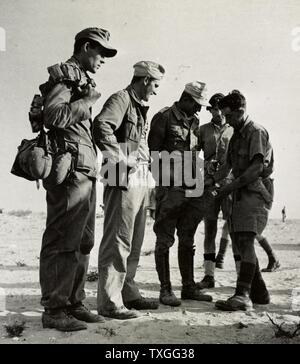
top-left (236, 261), bottom-right (256, 294)
top-left (203, 253), bottom-right (215, 277)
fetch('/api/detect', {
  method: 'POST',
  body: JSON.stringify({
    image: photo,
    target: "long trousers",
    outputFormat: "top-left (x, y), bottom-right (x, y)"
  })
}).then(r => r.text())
top-left (40, 172), bottom-right (96, 309)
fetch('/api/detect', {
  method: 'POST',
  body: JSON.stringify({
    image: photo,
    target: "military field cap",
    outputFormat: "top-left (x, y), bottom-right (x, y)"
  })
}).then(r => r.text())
top-left (184, 81), bottom-right (210, 107)
top-left (133, 61), bottom-right (165, 80)
top-left (208, 93), bottom-right (225, 109)
top-left (75, 27), bottom-right (117, 57)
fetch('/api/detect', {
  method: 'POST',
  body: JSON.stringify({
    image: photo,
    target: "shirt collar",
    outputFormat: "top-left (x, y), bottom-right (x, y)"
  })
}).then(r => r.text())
top-left (67, 55), bottom-right (92, 82)
top-left (172, 102), bottom-right (195, 122)
top-left (210, 120), bottom-right (228, 131)
top-left (126, 85), bottom-right (144, 106)
top-left (126, 85), bottom-right (149, 118)
top-left (68, 55), bottom-right (86, 74)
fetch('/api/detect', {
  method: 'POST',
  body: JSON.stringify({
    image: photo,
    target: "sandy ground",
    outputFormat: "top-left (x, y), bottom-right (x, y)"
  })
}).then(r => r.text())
top-left (0, 211), bottom-right (299, 344)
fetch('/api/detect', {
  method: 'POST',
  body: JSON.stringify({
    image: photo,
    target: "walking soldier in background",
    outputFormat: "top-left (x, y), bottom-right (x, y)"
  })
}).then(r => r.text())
top-left (40, 28), bottom-right (117, 331)
top-left (216, 220), bottom-right (280, 273)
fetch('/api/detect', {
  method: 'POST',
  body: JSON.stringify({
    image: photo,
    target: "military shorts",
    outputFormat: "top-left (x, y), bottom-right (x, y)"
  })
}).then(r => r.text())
top-left (229, 188), bottom-right (269, 235)
top-left (201, 189), bottom-right (232, 220)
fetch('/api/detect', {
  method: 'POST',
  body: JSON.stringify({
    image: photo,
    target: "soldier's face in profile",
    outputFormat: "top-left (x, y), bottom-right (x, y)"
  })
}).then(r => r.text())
top-left (142, 78), bottom-right (161, 102)
top-left (221, 107), bottom-right (243, 128)
top-left (83, 43), bottom-right (106, 74)
top-left (188, 99), bottom-right (202, 116)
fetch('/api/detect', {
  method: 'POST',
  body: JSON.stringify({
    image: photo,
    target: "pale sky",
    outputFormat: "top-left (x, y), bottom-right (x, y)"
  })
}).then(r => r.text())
top-left (0, 0), bottom-right (299, 217)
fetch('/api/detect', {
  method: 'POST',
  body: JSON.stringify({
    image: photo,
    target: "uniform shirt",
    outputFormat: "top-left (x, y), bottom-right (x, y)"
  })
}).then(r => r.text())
top-left (227, 116), bottom-right (274, 234)
top-left (195, 121), bottom-right (233, 179)
top-left (148, 102), bottom-right (199, 153)
top-left (227, 116), bottom-right (274, 179)
top-left (148, 102), bottom-right (200, 188)
top-left (93, 85), bottom-right (150, 164)
top-left (43, 56), bottom-right (98, 178)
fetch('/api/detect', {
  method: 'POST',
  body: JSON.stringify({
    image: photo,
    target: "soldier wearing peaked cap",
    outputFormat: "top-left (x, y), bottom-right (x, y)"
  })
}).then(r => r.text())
top-left (148, 81), bottom-right (213, 307)
top-left (40, 27), bottom-right (117, 332)
top-left (93, 61), bottom-right (165, 319)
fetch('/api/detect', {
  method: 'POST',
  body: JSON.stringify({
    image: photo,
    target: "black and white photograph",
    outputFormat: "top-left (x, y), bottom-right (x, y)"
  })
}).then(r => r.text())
top-left (0, 0), bottom-right (299, 346)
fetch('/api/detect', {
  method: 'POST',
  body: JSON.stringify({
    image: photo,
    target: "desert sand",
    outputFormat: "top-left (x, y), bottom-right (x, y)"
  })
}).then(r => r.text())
top-left (0, 211), bottom-right (299, 344)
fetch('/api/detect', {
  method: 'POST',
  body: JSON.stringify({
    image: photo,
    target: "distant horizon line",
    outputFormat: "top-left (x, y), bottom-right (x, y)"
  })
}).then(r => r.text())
top-left (0, 209), bottom-right (297, 221)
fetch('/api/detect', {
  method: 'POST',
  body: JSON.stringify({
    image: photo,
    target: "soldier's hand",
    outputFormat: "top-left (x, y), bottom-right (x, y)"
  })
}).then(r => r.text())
top-left (215, 184), bottom-right (232, 199)
top-left (204, 176), bottom-right (215, 188)
top-left (127, 154), bottom-right (138, 168)
top-left (83, 85), bottom-right (101, 106)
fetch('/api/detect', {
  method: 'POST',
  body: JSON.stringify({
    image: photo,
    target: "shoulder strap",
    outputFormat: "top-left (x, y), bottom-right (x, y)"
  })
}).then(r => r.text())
top-left (159, 106), bottom-right (169, 114)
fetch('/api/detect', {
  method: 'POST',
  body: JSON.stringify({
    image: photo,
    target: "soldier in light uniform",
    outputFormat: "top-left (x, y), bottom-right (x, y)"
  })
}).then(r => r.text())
top-left (196, 94), bottom-right (279, 286)
top-left (94, 61), bottom-right (165, 319)
top-left (214, 91), bottom-right (273, 311)
top-left (148, 82), bottom-right (213, 306)
top-left (194, 93), bottom-right (233, 289)
top-left (40, 28), bottom-right (117, 331)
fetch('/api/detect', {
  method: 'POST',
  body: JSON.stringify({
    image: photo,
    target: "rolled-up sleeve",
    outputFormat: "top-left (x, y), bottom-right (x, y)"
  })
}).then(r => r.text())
top-left (93, 92), bottom-right (129, 164)
top-left (249, 129), bottom-right (268, 162)
top-left (43, 83), bottom-right (91, 129)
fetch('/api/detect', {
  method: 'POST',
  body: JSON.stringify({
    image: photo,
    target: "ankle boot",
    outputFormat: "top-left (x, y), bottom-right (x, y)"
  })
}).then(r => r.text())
top-left (160, 284), bottom-right (181, 306)
top-left (216, 260), bottom-right (256, 311)
top-left (196, 274), bottom-right (215, 289)
top-left (215, 286), bottom-right (253, 311)
top-left (197, 254), bottom-right (215, 289)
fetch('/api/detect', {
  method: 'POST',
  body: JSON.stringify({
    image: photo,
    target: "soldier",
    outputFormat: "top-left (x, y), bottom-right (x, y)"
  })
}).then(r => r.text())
top-left (40, 28), bottom-right (117, 331)
top-left (194, 93), bottom-right (233, 289)
top-left (148, 81), bottom-right (213, 306)
top-left (94, 61), bottom-right (165, 319)
top-left (214, 91), bottom-right (273, 311)
top-left (195, 93), bottom-right (279, 275)
top-left (282, 206), bottom-right (286, 222)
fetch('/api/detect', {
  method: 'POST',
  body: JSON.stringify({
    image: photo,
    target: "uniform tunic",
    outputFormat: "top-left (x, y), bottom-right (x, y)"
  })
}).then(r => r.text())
top-left (40, 56), bottom-right (97, 309)
top-left (148, 103), bottom-right (203, 254)
top-left (227, 117), bottom-right (274, 235)
top-left (93, 85), bottom-right (150, 311)
top-left (196, 121), bottom-right (233, 219)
